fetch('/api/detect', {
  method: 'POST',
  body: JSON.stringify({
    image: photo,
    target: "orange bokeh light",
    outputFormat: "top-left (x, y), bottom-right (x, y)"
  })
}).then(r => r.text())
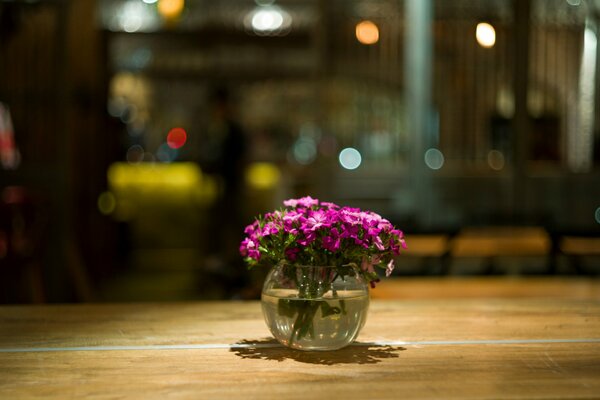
top-left (167, 127), bottom-right (187, 149)
top-left (356, 20), bottom-right (379, 45)
top-left (158, 0), bottom-right (185, 20)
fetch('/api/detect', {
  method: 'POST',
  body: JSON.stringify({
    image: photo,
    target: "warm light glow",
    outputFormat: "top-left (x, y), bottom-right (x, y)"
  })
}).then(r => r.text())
top-left (246, 162), bottom-right (281, 190)
top-left (339, 148), bottom-right (362, 170)
top-left (158, 0), bottom-right (184, 20)
top-left (356, 20), bottom-right (379, 45)
top-left (476, 22), bottom-right (496, 48)
top-left (167, 127), bottom-right (187, 149)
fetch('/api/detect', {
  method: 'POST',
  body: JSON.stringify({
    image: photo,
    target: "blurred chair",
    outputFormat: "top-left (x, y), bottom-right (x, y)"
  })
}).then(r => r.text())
top-left (0, 186), bottom-right (47, 303)
top-left (559, 236), bottom-right (600, 275)
top-left (449, 226), bottom-right (551, 275)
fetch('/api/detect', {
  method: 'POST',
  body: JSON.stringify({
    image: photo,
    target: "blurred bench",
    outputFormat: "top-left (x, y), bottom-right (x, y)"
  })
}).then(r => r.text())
top-left (449, 226), bottom-right (551, 274)
top-left (559, 236), bottom-right (600, 274)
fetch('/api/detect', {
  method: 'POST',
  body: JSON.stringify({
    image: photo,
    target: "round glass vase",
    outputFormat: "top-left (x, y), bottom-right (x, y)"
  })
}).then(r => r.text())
top-left (261, 263), bottom-right (370, 351)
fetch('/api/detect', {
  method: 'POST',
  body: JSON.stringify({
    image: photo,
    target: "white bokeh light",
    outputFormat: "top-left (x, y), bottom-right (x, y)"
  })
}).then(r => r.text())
top-left (476, 22), bottom-right (496, 48)
top-left (245, 5), bottom-right (292, 35)
top-left (252, 8), bottom-right (284, 31)
top-left (339, 147), bottom-right (362, 170)
top-left (424, 148), bottom-right (444, 170)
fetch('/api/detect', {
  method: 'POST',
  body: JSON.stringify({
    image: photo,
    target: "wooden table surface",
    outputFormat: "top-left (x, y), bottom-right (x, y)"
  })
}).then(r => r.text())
top-left (1, 278), bottom-right (600, 399)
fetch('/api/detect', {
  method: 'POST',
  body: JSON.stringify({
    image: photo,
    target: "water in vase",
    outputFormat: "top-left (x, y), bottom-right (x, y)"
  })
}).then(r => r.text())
top-left (261, 289), bottom-right (369, 351)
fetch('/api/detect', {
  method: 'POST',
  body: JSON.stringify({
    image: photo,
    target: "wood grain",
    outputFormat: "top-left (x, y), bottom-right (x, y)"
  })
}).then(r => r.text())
top-left (1, 279), bottom-right (599, 399)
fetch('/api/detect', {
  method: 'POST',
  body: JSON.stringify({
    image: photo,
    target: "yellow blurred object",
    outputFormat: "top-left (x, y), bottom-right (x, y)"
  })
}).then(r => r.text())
top-left (245, 162), bottom-right (281, 190)
top-left (106, 162), bottom-right (215, 221)
top-left (108, 162), bottom-right (201, 190)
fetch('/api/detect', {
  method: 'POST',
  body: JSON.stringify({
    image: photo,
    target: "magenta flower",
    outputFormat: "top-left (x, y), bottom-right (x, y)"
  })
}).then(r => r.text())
top-left (301, 210), bottom-right (330, 232)
top-left (239, 238), bottom-right (260, 261)
top-left (261, 222), bottom-right (280, 237)
top-left (283, 196), bottom-right (319, 208)
top-left (240, 196), bottom-right (407, 288)
top-left (322, 228), bottom-right (341, 252)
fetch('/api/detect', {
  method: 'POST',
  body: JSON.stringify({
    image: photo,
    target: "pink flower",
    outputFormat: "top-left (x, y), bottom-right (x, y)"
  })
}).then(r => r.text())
top-left (240, 196), bottom-right (407, 289)
top-left (322, 228), bottom-right (341, 251)
top-left (373, 235), bottom-right (385, 251)
top-left (244, 220), bottom-right (259, 235)
top-left (261, 223), bottom-right (279, 237)
top-left (321, 201), bottom-right (340, 209)
top-left (385, 259), bottom-right (395, 277)
top-left (239, 238), bottom-right (260, 260)
top-left (301, 210), bottom-right (330, 232)
top-left (340, 208), bottom-right (362, 225)
top-left (283, 196), bottom-right (319, 208)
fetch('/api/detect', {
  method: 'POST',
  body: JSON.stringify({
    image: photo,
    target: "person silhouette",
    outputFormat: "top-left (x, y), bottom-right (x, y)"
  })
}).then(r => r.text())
top-left (200, 86), bottom-right (248, 292)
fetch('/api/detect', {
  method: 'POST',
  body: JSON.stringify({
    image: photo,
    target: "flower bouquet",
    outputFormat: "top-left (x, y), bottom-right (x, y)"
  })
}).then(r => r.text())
top-left (240, 196), bottom-right (407, 350)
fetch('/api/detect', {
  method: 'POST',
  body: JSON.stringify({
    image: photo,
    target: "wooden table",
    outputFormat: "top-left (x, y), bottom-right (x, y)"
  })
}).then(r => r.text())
top-left (1, 280), bottom-right (600, 399)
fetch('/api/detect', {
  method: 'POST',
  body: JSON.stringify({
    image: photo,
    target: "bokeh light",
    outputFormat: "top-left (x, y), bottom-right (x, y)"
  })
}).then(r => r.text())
top-left (356, 20), bottom-right (379, 45)
top-left (292, 137), bottom-right (317, 165)
top-left (126, 145), bottom-right (145, 164)
top-left (157, 142), bottom-right (179, 163)
top-left (424, 148), bottom-right (444, 170)
top-left (252, 8), bottom-right (283, 31)
top-left (167, 127), bottom-right (187, 149)
top-left (120, 1), bottom-right (144, 33)
top-left (476, 22), bottom-right (496, 48)
top-left (245, 5), bottom-right (292, 35)
top-left (158, 0), bottom-right (185, 20)
top-left (487, 150), bottom-right (505, 170)
top-left (97, 191), bottom-right (117, 215)
top-left (246, 162), bottom-right (281, 190)
top-left (339, 147), bottom-right (362, 170)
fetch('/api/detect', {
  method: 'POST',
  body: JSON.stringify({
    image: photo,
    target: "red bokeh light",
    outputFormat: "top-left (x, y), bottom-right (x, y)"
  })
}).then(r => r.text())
top-left (167, 127), bottom-right (187, 149)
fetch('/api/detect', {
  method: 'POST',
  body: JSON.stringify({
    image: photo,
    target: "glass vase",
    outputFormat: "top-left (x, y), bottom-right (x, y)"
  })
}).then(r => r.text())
top-left (261, 263), bottom-right (370, 351)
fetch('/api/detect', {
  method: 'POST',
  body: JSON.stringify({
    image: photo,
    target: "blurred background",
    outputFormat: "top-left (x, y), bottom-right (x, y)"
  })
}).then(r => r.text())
top-left (1, 0), bottom-right (599, 303)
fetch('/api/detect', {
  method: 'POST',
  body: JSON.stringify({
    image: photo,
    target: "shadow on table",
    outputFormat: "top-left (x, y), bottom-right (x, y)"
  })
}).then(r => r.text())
top-left (231, 338), bottom-right (406, 365)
